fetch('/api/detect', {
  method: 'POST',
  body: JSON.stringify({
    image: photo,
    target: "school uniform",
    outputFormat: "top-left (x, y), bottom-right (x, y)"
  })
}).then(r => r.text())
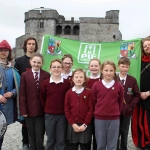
top-left (85, 74), bottom-right (100, 89)
top-left (15, 54), bottom-right (32, 147)
top-left (40, 77), bottom-right (71, 150)
top-left (19, 69), bottom-right (50, 150)
top-left (117, 74), bottom-right (140, 150)
top-left (92, 80), bottom-right (124, 150)
top-left (65, 87), bottom-right (93, 150)
top-left (61, 71), bottom-right (73, 87)
top-left (85, 74), bottom-right (100, 150)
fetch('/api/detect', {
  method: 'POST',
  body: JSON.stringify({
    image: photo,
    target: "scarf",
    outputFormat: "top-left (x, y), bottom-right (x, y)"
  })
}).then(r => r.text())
top-left (142, 55), bottom-right (150, 62)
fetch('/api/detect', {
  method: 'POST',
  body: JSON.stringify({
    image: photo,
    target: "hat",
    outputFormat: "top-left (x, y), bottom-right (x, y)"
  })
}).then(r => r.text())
top-left (0, 40), bottom-right (11, 51)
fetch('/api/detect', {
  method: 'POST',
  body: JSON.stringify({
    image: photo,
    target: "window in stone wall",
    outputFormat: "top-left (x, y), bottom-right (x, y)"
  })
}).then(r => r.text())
top-left (40, 21), bottom-right (44, 28)
top-left (73, 25), bottom-right (79, 35)
top-left (56, 25), bottom-right (62, 34)
top-left (64, 25), bottom-right (71, 34)
top-left (113, 35), bottom-right (116, 39)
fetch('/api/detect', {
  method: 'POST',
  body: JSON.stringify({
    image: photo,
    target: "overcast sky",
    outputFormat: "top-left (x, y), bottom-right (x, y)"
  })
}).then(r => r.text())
top-left (0, 0), bottom-right (149, 48)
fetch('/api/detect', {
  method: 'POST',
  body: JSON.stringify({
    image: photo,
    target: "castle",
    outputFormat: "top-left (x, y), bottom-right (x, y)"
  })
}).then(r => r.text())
top-left (13, 7), bottom-right (122, 59)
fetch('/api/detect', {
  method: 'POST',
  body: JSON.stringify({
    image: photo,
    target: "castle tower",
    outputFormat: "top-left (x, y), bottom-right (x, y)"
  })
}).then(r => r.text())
top-left (13, 8), bottom-right (122, 59)
top-left (79, 10), bottom-right (122, 42)
top-left (25, 8), bottom-right (59, 46)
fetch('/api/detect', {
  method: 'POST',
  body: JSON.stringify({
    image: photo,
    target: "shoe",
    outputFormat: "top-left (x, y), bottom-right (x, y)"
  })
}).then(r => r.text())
top-left (23, 144), bottom-right (30, 150)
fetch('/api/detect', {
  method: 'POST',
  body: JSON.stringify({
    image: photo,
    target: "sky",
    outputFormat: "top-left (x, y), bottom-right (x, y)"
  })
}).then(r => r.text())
top-left (0, 0), bottom-right (150, 48)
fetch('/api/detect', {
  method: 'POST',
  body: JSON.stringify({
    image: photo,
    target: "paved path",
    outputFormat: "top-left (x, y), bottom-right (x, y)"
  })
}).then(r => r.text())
top-left (2, 122), bottom-right (137, 150)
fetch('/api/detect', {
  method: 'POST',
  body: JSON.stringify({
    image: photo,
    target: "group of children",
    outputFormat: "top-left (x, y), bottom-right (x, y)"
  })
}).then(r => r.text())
top-left (18, 53), bottom-right (140, 150)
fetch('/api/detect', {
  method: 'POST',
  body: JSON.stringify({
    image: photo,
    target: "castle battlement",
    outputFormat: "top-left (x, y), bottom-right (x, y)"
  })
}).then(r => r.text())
top-left (13, 8), bottom-right (122, 59)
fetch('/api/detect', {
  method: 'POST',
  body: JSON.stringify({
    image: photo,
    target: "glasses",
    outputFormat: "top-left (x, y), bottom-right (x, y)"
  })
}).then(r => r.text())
top-left (50, 66), bottom-right (62, 69)
top-left (63, 62), bottom-right (73, 66)
top-left (143, 43), bottom-right (150, 48)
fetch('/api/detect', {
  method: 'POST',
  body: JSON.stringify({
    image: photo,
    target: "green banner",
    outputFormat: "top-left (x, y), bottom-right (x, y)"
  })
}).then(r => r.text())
top-left (41, 34), bottom-right (141, 86)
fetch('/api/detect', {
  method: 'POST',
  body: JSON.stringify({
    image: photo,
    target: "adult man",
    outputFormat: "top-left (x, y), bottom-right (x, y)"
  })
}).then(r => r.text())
top-left (0, 40), bottom-right (20, 149)
top-left (132, 37), bottom-right (150, 150)
top-left (14, 37), bottom-right (38, 150)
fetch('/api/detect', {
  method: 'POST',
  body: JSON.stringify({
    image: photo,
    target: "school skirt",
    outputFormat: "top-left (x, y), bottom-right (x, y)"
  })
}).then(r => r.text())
top-left (67, 123), bottom-right (92, 144)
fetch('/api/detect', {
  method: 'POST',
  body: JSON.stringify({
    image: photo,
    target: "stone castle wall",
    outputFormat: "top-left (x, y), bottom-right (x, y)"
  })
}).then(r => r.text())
top-left (13, 8), bottom-right (122, 59)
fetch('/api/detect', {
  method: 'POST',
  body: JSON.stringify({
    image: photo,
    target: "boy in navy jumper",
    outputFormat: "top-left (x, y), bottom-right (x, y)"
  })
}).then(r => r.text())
top-left (117, 57), bottom-right (140, 150)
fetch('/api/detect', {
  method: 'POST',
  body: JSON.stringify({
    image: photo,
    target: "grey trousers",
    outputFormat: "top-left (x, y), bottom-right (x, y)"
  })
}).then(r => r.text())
top-left (95, 119), bottom-right (120, 150)
top-left (45, 114), bottom-right (67, 150)
top-left (25, 116), bottom-right (45, 150)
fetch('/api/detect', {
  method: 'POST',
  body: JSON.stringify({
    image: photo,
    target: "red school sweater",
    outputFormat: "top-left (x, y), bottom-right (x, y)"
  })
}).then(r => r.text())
top-left (92, 80), bottom-right (124, 120)
top-left (85, 78), bottom-right (101, 89)
top-left (40, 78), bottom-right (71, 114)
top-left (65, 88), bottom-right (93, 125)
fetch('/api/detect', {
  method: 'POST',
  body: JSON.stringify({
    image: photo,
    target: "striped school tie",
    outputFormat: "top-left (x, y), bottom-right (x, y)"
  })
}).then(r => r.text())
top-left (34, 72), bottom-right (39, 90)
top-left (121, 79), bottom-right (125, 87)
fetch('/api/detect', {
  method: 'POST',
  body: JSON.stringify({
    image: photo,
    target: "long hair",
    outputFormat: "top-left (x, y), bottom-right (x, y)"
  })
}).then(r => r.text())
top-left (7, 51), bottom-right (13, 62)
top-left (141, 37), bottom-right (150, 57)
top-left (100, 60), bottom-right (119, 81)
top-left (22, 37), bottom-right (38, 53)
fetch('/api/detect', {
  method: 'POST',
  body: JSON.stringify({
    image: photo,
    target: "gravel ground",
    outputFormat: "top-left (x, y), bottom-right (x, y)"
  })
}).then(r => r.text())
top-left (2, 121), bottom-right (137, 150)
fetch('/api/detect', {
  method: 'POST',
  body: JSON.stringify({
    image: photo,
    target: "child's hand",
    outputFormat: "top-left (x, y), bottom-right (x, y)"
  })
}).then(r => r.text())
top-left (79, 124), bottom-right (86, 132)
top-left (72, 124), bottom-right (80, 132)
top-left (22, 114), bottom-right (28, 117)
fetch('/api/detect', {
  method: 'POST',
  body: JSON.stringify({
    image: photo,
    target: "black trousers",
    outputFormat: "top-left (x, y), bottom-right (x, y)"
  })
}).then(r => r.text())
top-left (22, 121), bottom-right (29, 145)
top-left (87, 117), bottom-right (97, 150)
top-left (117, 115), bottom-right (131, 150)
top-left (25, 116), bottom-right (45, 150)
top-left (70, 143), bottom-right (89, 150)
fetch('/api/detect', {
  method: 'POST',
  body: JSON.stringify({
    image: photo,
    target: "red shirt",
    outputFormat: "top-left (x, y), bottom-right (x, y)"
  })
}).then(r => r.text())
top-left (92, 80), bottom-right (124, 120)
top-left (40, 78), bottom-right (71, 114)
top-left (65, 88), bottom-right (93, 125)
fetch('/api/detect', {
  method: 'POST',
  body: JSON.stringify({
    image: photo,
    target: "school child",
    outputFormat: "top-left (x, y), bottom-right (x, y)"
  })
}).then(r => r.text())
top-left (19, 53), bottom-right (50, 150)
top-left (117, 57), bottom-right (140, 150)
top-left (85, 58), bottom-right (101, 150)
top-left (86, 58), bottom-right (101, 89)
top-left (92, 60), bottom-right (124, 150)
top-left (65, 68), bottom-right (93, 150)
top-left (61, 54), bottom-right (74, 149)
top-left (40, 58), bottom-right (71, 150)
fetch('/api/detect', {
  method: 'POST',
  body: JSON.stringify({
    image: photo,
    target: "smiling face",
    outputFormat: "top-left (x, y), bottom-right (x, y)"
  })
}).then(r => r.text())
top-left (89, 60), bottom-right (100, 76)
top-left (30, 56), bottom-right (43, 71)
top-left (62, 57), bottom-right (73, 73)
top-left (102, 64), bottom-right (115, 83)
top-left (50, 61), bottom-right (63, 77)
top-left (0, 49), bottom-right (9, 61)
top-left (72, 71), bottom-right (85, 87)
top-left (143, 40), bottom-right (150, 56)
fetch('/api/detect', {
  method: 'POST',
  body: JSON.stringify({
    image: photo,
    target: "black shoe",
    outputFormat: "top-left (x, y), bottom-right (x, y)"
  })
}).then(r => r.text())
top-left (23, 144), bottom-right (30, 150)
